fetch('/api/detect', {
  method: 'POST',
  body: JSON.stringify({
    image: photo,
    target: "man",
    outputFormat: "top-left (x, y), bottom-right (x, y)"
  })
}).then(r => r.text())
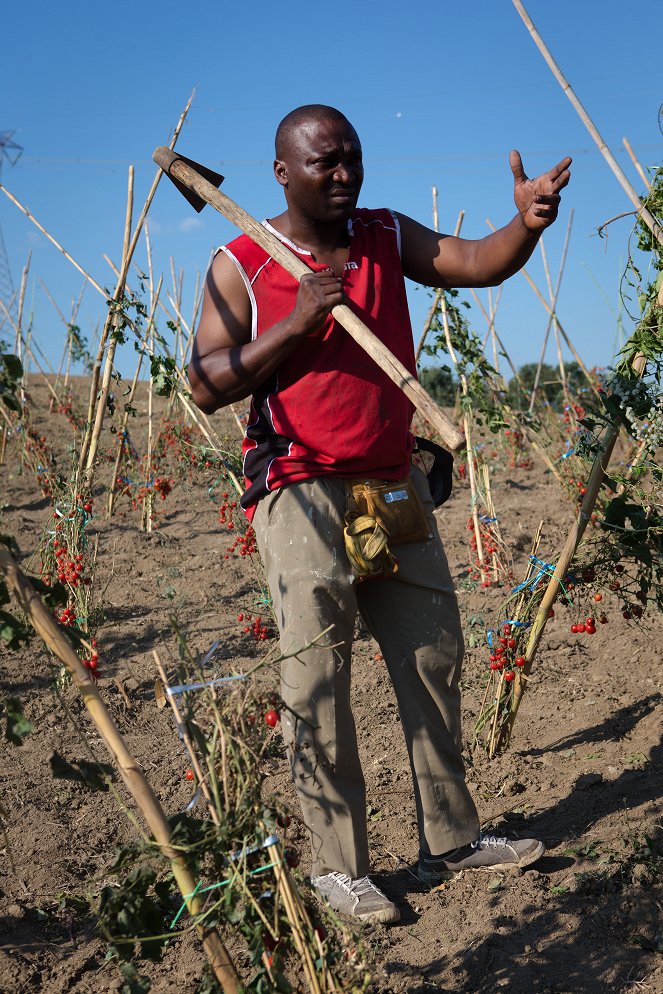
top-left (189, 105), bottom-right (571, 925)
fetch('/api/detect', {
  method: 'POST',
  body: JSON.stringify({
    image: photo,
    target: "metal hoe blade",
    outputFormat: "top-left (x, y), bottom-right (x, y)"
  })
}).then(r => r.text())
top-left (155, 148), bottom-right (224, 213)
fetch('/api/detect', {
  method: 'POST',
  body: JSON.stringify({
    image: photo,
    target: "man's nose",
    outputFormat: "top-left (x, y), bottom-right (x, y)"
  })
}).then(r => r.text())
top-left (333, 162), bottom-right (353, 184)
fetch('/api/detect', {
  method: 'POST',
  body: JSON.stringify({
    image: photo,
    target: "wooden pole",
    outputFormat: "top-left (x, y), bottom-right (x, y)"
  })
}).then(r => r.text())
top-left (529, 210), bottom-right (573, 411)
top-left (512, 0), bottom-right (662, 246)
top-left (153, 147), bottom-right (465, 453)
top-left (414, 210), bottom-right (465, 363)
top-left (0, 548), bottom-right (240, 993)
top-left (107, 278), bottom-right (163, 518)
top-left (82, 166), bottom-right (135, 485)
top-left (622, 138), bottom-right (651, 192)
top-left (79, 94), bottom-right (195, 480)
top-left (496, 348), bottom-right (648, 750)
top-left (486, 216), bottom-right (600, 402)
top-left (539, 236), bottom-right (570, 406)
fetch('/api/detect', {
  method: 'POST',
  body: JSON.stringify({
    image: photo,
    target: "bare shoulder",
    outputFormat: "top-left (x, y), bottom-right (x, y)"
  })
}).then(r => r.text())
top-left (195, 250), bottom-right (253, 358)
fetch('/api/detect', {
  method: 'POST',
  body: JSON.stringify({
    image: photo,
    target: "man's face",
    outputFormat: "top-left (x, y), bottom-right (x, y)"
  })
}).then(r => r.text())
top-left (275, 116), bottom-right (364, 223)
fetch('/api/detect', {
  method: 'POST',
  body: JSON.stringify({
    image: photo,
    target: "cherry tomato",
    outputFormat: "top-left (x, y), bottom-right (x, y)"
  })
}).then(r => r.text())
top-left (264, 709), bottom-right (280, 728)
top-left (504, 671), bottom-right (515, 682)
top-left (185, 768), bottom-right (194, 781)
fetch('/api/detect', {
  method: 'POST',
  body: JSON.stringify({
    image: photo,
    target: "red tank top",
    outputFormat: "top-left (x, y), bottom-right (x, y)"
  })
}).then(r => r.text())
top-left (220, 208), bottom-right (416, 519)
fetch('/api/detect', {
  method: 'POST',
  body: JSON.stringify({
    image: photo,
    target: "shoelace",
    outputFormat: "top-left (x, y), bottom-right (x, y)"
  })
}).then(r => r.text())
top-left (472, 833), bottom-right (508, 851)
top-left (326, 872), bottom-right (386, 899)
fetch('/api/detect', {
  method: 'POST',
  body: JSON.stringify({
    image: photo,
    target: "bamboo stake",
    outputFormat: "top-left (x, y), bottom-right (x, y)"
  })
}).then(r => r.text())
top-left (14, 255), bottom-right (31, 406)
top-left (107, 278), bottom-right (163, 517)
top-left (153, 651), bottom-right (220, 826)
top-left (437, 292), bottom-right (486, 577)
top-left (512, 0), bottom-right (662, 246)
top-left (414, 209), bottom-right (465, 363)
top-left (529, 210), bottom-right (573, 411)
top-left (623, 138), bottom-right (651, 192)
top-left (266, 840), bottom-right (327, 994)
top-left (539, 237), bottom-right (570, 406)
top-left (0, 185), bottom-right (106, 297)
top-left (0, 548), bottom-right (240, 993)
top-left (143, 228), bottom-right (156, 532)
top-left (82, 165), bottom-right (135, 485)
top-left (486, 216), bottom-right (600, 402)
top-left (496, 348), bottom-right (649, 751)
top-left (81, 89), bottom-right (194, 479)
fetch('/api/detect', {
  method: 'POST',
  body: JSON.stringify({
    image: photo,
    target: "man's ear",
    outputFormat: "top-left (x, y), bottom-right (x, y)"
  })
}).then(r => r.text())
top-left (274, 159), bottom-right (287, 187)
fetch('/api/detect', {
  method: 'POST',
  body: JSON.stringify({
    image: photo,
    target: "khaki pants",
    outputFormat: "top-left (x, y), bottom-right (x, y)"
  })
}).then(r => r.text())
top-left (253, 466), bottom-right (479, 877)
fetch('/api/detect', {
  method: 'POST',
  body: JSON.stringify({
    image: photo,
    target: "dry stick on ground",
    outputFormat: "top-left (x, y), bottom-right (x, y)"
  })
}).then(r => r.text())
top-left (623, 138), bottom-right (652, 193)
top-left (414, 209), bottom-right (465, 364)
top-left (529, 211), bottom-right (574, 411)
top-left (512, 0), bottom-right (662, 247)
top-left (0, 547), bottom-right (241, 994)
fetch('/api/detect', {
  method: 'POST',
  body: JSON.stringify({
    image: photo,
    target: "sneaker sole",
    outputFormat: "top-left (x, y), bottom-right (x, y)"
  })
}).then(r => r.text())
top-left (356, 906), bottom-right (401, 925)
top-left (418, 840), bottom-right (546, 886)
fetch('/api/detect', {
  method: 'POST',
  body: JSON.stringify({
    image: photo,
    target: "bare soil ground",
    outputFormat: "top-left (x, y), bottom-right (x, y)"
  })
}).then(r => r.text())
top-left (1, 380), bottom-right (662, 994)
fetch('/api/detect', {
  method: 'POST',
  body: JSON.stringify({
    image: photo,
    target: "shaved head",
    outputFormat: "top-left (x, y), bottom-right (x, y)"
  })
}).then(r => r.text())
top-left (275, 105), bottom-right (355, 159)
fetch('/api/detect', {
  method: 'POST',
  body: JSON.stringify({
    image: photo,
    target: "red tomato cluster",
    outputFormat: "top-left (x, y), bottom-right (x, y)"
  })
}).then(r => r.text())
top-left (503, 428), bottom-right (533, 470)
top-left (227, 524), bottom-right (257, 558)
top-left (218, 492), bottom-right (238, 527)
top-left (58, 606), bottom-right (77, 627)
top-left (238, 612), bottom-right (270, 641)
top-left (53, 543), bottom-right (87, 588)
top-left (487, 622), bottom-right (526, 682)
top-left (570, 616), bottom-right (597, 635)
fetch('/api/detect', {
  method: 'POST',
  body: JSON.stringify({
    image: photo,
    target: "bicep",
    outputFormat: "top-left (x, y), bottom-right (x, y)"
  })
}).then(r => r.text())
top-left (396, 212), bottom-right (480, 289)
top-left (193, 250), bottom-right (253, 360)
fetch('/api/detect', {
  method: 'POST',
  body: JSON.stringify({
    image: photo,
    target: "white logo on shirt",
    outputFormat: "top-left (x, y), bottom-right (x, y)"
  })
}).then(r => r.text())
top-left (344, 261), bottom-right (358, 270)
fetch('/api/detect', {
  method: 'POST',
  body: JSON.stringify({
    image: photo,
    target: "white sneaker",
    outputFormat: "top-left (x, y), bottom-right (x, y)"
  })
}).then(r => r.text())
top-left (311, 871), bottom-right (400, 925)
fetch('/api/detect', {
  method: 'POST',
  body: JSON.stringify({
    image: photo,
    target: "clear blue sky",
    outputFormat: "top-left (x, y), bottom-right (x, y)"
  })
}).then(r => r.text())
top-left (1, 0), bottom-right (660, 379)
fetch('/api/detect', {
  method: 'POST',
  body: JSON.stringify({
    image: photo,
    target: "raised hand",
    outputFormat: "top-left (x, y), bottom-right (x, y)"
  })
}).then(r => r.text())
top-left (510, 150), bottom-right (572, 232)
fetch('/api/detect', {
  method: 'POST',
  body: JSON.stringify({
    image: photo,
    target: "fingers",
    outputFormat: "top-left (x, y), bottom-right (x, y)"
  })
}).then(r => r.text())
top-left (548, 155), bottom-right (572, 191)
top-left (509, 149), bottom-right (527, 183)
top-left (294, 271), bottom-right (344, 334)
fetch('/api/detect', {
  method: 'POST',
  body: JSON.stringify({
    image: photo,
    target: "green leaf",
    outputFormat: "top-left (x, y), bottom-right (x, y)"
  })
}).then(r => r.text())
top-left (4, 696), bottom-right (33, 745)
top-left (0, 609), bottom-right (31, 649)
top-left (2, 353), bottom-right (23, 379)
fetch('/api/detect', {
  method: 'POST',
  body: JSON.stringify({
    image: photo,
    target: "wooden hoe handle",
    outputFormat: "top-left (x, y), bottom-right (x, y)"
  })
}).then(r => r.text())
top-left (153, 146), bottom-right (465, 453)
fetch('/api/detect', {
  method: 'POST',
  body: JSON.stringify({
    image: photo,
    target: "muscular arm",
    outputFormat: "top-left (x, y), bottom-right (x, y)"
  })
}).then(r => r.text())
top-left (398, 150), bottom-right (572, 289)
top-left (188, 252), bottom-right (343, 414)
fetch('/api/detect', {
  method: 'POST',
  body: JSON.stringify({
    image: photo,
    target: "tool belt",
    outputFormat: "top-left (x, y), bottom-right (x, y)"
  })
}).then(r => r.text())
top-left (343, 476), bottom-right (431, 579)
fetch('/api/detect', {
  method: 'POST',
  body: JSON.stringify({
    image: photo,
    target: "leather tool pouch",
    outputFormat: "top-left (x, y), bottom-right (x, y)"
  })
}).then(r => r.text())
top-left (343, 476), bottom-right (431, 579)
